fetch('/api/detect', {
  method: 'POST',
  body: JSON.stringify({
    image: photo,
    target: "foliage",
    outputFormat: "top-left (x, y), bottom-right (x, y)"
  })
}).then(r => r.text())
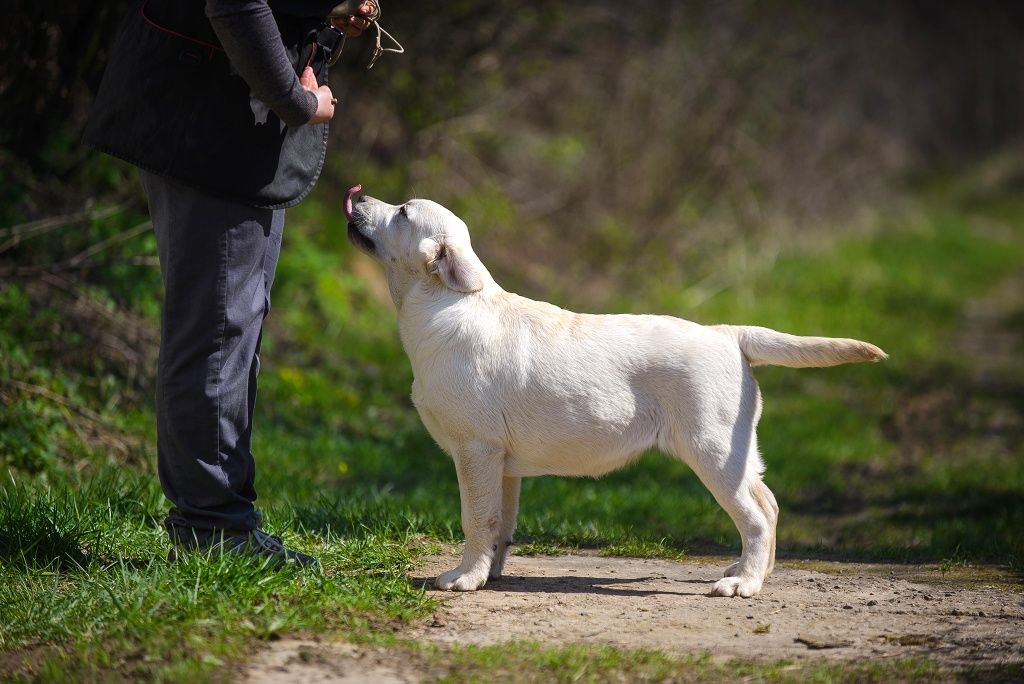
top-left (320, 2), bottom-right (1024, 303)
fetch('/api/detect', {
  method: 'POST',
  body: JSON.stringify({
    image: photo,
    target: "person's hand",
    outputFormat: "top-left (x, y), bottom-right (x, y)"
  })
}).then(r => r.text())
top-left (330, 1), bottom-right (377, 37)
top-left (301, 66), bottom-right (336, 124)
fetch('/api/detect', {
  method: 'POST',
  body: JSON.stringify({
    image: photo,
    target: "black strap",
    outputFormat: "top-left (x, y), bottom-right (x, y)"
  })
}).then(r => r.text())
top-left (297, 23), bottom-right (347, 73)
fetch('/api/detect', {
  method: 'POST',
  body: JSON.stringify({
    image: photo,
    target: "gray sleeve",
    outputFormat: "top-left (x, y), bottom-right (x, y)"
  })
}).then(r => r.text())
top-left (205, 0), bottom-right (319, 127)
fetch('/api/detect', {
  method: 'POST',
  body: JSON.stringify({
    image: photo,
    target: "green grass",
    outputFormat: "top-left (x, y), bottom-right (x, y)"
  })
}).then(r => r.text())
top-left (422, 642), bottom-right (948, 683)
top-left (0, 471), bottom-right (431, 681)
top-left (2, 177), bottom-right (1023, 680)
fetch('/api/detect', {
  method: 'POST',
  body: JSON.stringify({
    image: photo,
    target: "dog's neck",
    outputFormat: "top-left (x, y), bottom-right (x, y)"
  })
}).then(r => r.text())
top-left (385, 260), bottom-right (500, 313)
top-left (386, 268), bottom-right (417, 310)
top-left (388, 263), bottom-right (503, 362)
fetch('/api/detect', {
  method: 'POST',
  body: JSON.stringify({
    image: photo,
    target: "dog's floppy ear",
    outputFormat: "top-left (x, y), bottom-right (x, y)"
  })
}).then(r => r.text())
top-left (419, 237), bottom-right (484, 293)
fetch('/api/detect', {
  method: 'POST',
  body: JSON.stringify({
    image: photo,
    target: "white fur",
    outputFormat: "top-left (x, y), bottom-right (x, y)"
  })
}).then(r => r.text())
top-left (347, 196), bottom-right (886, 597)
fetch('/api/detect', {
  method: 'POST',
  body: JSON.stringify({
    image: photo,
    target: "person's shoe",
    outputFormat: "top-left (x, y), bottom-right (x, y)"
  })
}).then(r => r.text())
top-left (166, 527), bottom-right (319, 568)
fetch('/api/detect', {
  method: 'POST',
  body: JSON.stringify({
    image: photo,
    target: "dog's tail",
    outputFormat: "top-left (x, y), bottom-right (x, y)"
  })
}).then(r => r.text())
top-left (715, 325), bottom-right (887, 368)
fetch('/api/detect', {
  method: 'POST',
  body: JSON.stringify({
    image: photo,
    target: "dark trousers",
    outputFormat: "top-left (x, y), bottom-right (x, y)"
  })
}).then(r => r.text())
top-left (140, 170), bottom-right (284, 532)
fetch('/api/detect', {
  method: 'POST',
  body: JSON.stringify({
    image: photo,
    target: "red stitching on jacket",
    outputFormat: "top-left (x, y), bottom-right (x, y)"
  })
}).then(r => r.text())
top-left (140, 0), bottom-right (225, 60)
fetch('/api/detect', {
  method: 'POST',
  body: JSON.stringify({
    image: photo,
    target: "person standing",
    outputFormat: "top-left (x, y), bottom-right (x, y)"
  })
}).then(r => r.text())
top-left (85, 0), bottom-right (378, 565)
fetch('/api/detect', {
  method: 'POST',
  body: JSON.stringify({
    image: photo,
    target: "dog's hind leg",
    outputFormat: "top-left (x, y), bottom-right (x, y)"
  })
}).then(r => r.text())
top-left (489, 475), bottom-right (521, 581)
top-left (722, 480), bottom-right (778, 577)
top-left (668, 379), bottom-right (775, 597)
top-left (706, 367), bottom-right (775, 595)
top-left (755, 479), bottom-right (779, 575)
top-left (687, 451), bottom-right (775, 597)
top-left (436, 440), bottom-right (505, 592)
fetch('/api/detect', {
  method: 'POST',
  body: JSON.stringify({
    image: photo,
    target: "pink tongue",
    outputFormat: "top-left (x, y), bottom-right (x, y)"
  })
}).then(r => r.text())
top-left (344, 184), bottom-right (362, 221)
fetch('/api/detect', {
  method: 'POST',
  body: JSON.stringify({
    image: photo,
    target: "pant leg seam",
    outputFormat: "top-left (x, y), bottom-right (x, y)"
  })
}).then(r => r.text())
top-left (214, 223), bottom-right (230, 475)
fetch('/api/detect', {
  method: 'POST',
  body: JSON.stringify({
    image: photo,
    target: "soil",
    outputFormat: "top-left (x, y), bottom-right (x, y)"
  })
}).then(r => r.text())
top-left (242, 552), bottom-right (1024, 683)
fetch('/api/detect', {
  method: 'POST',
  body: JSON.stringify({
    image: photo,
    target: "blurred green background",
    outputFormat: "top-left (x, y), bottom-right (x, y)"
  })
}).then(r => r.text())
top-left (1, 1), bottom-right (1023, 680)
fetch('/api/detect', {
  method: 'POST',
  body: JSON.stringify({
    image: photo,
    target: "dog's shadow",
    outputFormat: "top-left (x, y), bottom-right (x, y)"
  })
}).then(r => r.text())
top-left (408, 573), bottom-right (709, 597)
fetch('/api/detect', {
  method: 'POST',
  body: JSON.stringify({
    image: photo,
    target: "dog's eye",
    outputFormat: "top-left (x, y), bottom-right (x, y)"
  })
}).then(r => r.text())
top-left (399, 205), bottom-right (408, 217)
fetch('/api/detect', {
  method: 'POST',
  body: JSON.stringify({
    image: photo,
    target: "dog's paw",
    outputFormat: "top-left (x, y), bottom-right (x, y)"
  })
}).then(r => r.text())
top-left (435, 567), bottom-right (488, 591)
top-left (710, 575), bottom-right (762, 598)
top-left (723, 561), bottom-right (741, 578)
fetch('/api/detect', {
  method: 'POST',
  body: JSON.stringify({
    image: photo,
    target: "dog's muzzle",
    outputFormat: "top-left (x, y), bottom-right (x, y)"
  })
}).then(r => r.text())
top-left (347, 220), bottom-right (376, 254)
top-left (345, 183), bottom-right (376, 253)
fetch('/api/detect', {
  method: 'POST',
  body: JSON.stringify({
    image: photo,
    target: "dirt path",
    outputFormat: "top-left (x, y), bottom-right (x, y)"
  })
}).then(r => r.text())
top-left (243, 553), bottom-right (1024, 683)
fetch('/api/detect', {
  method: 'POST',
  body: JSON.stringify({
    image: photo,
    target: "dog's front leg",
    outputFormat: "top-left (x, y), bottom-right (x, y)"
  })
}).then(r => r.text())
top-left (436, 442), bottom-right (504, 591)
top-left (489, 475), bottom-right (521, 581)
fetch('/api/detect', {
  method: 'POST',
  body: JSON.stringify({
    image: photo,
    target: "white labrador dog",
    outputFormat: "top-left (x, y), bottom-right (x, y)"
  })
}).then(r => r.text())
top-left (345, 187), bottom-right (886, 598)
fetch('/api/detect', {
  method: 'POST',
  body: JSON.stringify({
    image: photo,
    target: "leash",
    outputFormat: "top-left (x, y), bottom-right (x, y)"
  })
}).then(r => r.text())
top-left (327, 0), bottom-right (404, 69)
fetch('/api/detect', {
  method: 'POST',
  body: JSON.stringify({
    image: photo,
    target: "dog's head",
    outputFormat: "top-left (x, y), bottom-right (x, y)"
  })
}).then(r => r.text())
top-left (346, 191), bottom-right (486, 294)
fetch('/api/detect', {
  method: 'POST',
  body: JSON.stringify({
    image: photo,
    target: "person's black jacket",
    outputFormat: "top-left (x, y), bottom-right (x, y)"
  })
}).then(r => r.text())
top-left (84, 0), bottom-right (340, 209)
